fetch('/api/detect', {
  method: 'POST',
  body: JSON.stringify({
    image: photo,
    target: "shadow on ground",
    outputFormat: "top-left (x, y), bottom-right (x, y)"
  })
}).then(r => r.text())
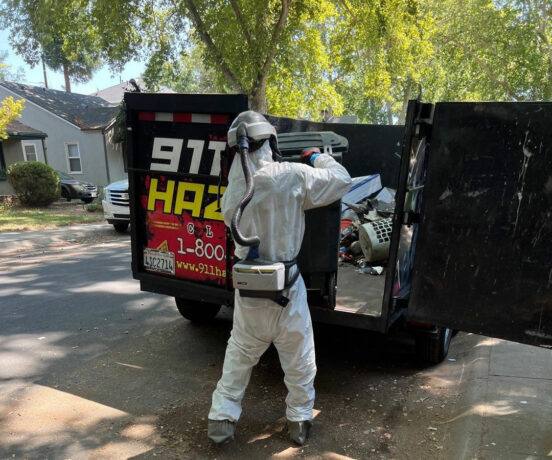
top-left (1, 241), bottom-right (551, 459)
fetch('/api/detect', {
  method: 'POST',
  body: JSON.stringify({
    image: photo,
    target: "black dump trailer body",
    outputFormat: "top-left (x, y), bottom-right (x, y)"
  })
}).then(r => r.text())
top-left (126, 93), bottom-right (552, 352)
top-left (125, 93), bottom-right (404, 335)
top-left (126, 94), bottom-right (248, 305)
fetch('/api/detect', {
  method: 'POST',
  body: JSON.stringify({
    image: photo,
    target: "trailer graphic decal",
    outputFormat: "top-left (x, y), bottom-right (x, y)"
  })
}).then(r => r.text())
top-left (140, 174), bottom-right (228, 287)
top-left (128, 99), bottom-right (244, 290)
top-left (146, 177), bottom-right (225, 220)
top-left (149, 137), bottom-right (226, 175)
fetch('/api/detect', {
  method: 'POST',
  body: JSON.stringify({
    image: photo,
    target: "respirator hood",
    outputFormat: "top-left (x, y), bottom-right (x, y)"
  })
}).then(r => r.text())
top-left (227, 111), bottom-right (276, 148)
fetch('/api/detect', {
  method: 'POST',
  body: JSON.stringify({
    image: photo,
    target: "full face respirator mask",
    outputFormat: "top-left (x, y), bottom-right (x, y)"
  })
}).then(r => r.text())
top-left (226, 111), bottom-right (298, 306)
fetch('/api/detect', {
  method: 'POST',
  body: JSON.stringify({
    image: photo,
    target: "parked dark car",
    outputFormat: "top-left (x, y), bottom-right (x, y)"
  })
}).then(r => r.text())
top-left (56, 171), bottom-right (98, 204)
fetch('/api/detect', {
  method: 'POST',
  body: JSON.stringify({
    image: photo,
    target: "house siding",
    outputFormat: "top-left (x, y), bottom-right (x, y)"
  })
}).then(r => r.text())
top-left (0, 139), bottom-right (46, 195)
top-left (4, 139), bottom-right (45, 164)
top-left (0, 86), bottom-right (115, 187)
top-left (104, 125), bottom-right (127, 183)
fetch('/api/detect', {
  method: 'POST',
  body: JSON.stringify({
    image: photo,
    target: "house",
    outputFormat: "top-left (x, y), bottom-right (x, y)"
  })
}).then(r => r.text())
top-left (0, 81), bottom-right (125, 196)
top-left (0, 120), bottom-right (48, 195)
top-left (90, 78), bottom-right (173, 104)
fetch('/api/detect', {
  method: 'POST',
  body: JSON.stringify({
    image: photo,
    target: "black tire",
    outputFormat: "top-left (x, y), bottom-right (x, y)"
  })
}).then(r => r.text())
top-left (61, 188), bottom-right (71, 202)
top-left (175, 298), bottom-right (221, 323)
top-left (81, 197), bottom-right (94, 204)
top-left (113, 222), bottom-right (129, 233)
top-left (415, 326), bottom-right (453, 365)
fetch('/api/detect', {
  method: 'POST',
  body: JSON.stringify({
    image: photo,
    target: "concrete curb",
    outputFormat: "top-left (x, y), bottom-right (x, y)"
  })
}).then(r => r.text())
top-left (439, 335), bottom-right (492, 459)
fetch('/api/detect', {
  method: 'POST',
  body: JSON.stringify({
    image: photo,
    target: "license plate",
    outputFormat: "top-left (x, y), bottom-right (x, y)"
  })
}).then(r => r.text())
top-left (143, 249), bottom-right (175, 275)
top-left (90, 191), bottom-right (98, 198)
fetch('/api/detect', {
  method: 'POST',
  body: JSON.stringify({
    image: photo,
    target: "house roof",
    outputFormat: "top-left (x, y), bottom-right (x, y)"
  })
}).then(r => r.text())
top-left (6, 120), bottom-right (47, 139)
top-left (1, 81), bottom-right (119, 130)
top-left (90, 78), bottom-right (175, 104)
top-left (89, 78), bottom-right (146, 104)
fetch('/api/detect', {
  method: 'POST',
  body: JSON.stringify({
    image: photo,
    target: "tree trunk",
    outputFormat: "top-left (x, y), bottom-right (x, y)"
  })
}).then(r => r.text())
top-left (249, 0), bottom-right (290, 114)
top-left (385, 102), bottom-right (394, 125)
top-left (398, 79), bottom-right (413, 125)
top-left (63, 63), bottom-right (71, 93)
top-left (250, 77), bottom-right (267, 113)
top-left (42, 58), bottom-right (48, 89)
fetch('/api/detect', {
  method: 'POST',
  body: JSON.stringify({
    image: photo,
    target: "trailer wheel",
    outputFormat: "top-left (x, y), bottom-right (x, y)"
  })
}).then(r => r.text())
top-left (415, 326), bottom-right (453, 365)
top-left (175, 298), bottom-right (221, 323)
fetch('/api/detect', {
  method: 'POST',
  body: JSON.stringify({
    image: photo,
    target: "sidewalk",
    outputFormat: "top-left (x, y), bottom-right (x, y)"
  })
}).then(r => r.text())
top-left (423, 334), bottom-right (552, 458)
top-left (0, 223), bottom-right (128, 258)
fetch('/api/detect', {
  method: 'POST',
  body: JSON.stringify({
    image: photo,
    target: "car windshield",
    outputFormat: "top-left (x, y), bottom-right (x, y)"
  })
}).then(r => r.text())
top-left (57, 171), bottom-right (75, 180)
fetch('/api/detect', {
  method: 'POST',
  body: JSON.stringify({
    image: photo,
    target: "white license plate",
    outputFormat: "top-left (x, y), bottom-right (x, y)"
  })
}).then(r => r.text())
top-left (143, 249), bottom-right (175, 275)
top-left (90, 191), bottom-right (98, 197)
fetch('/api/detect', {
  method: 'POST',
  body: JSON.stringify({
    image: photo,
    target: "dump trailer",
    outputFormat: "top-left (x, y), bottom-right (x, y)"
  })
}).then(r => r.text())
top-left (125, 93), bottom-right (552, 364)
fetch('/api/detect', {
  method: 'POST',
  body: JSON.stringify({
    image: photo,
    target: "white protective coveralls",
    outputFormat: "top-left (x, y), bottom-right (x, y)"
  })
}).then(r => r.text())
top-left (209, 140), bottom-right (351, 422)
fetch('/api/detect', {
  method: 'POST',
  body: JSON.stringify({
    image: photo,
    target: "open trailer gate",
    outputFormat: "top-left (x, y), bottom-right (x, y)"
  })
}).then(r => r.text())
top-left (403, 101), bottom-right (552, 348)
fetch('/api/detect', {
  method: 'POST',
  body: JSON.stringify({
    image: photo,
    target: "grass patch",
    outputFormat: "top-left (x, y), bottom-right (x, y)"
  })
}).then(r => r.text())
top-left (0, 200), bottom-right (104, 232)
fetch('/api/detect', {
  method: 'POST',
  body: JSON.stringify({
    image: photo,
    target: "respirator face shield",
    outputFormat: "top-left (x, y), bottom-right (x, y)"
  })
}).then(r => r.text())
top-left (227, 111), bottom-right (276, 150)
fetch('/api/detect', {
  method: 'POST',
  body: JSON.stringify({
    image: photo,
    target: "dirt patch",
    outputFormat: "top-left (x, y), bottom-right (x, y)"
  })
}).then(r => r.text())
top-left (150, 333), bottom-right (472, 459)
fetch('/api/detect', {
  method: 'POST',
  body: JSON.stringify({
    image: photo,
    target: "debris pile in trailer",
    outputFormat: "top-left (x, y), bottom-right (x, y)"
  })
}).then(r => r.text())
top-left (339, 175), bottom-right (396, 275)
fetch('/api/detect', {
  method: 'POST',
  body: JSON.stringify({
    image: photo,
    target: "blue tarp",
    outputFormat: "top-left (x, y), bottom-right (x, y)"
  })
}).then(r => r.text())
top-left (341, 174), bottom-right (382, 212)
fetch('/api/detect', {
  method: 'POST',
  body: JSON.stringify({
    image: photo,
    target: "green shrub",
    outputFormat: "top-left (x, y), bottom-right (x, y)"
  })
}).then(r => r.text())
top-left (85, 201), bottom-right (103, 212)
top-left (7, 161), bottom-right (60, 207)
top-left (85, 187), bottom-right (105, 212)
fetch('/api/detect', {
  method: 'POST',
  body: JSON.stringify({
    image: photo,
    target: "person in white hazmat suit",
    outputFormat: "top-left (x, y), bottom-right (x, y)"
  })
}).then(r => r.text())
top-left (208, 111), bottom-right (351, 445)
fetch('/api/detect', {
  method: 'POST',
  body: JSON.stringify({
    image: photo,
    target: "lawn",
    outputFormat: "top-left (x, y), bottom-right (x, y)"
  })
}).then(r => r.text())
top-left (0, 200), bottom-right (104, 232)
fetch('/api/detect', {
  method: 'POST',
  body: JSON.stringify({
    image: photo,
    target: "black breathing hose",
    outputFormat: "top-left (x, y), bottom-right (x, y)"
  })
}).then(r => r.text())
top-left (269, 136), bottom-right (283, 162)
top-left (230, 123), bottom-right (260, 248)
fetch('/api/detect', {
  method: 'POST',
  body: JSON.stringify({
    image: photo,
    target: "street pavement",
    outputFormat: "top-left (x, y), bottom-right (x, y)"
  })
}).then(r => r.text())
top-left (0, 225), bottom-right (551, 459)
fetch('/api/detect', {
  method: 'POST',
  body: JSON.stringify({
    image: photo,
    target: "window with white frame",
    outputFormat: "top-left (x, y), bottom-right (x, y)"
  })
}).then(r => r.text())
top-left (22, 142), bottom-right (38, 162)
top-left (66, 142), bottom-right (82, 173)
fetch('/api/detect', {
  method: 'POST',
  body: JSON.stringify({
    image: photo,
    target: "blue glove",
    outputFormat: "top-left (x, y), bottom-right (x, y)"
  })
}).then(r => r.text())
top-left (301, 147), bottom-right (321, 166)
top-left (309, 153), bottom-right (321, 165)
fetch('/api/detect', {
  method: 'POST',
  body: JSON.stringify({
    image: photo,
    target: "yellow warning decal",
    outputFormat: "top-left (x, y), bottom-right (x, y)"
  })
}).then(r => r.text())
top-left (155, 240), bottom-right (169, 251)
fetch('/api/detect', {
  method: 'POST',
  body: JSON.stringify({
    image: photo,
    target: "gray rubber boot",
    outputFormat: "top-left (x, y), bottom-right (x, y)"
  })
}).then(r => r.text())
top-left (287, 420), bottom-right (312, 446)
top-left (208, 419), bottom-right (236, 444)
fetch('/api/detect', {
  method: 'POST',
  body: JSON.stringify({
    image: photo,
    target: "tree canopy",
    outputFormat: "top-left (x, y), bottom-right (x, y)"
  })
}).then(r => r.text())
top-left (0, 96), bottom-right (25, 140)
top-left (1, 0), bottom-right (102, 92)
top-left (2, 0), bottom-right (550, 120)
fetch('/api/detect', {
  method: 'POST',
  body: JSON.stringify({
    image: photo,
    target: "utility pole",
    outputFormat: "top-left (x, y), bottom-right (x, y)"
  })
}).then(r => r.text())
top-left (41, 57), bottom-right (48, 88)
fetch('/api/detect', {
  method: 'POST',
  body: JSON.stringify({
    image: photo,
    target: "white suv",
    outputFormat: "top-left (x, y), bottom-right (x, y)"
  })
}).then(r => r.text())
top-left (103, 179), bottom-right (130, 233)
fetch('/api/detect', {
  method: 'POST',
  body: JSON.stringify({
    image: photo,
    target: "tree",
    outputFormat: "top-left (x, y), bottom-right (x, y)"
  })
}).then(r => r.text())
top-left (146, 43), bottom-right (226, 94)
top-left (419, 0), bottom-right (552, 103)
top-left (0, 51), bottom-right (25, 81)
top-left (331, 0), bottom-right (435, 123)
top-left (0, 96), bottom-right (25, 140)
top-left (92, 0), bottom-right (341, 116)
top-left (332, 0), bottom-right (552, 123)
top-left (0, 0), bottom-right (102, 92)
